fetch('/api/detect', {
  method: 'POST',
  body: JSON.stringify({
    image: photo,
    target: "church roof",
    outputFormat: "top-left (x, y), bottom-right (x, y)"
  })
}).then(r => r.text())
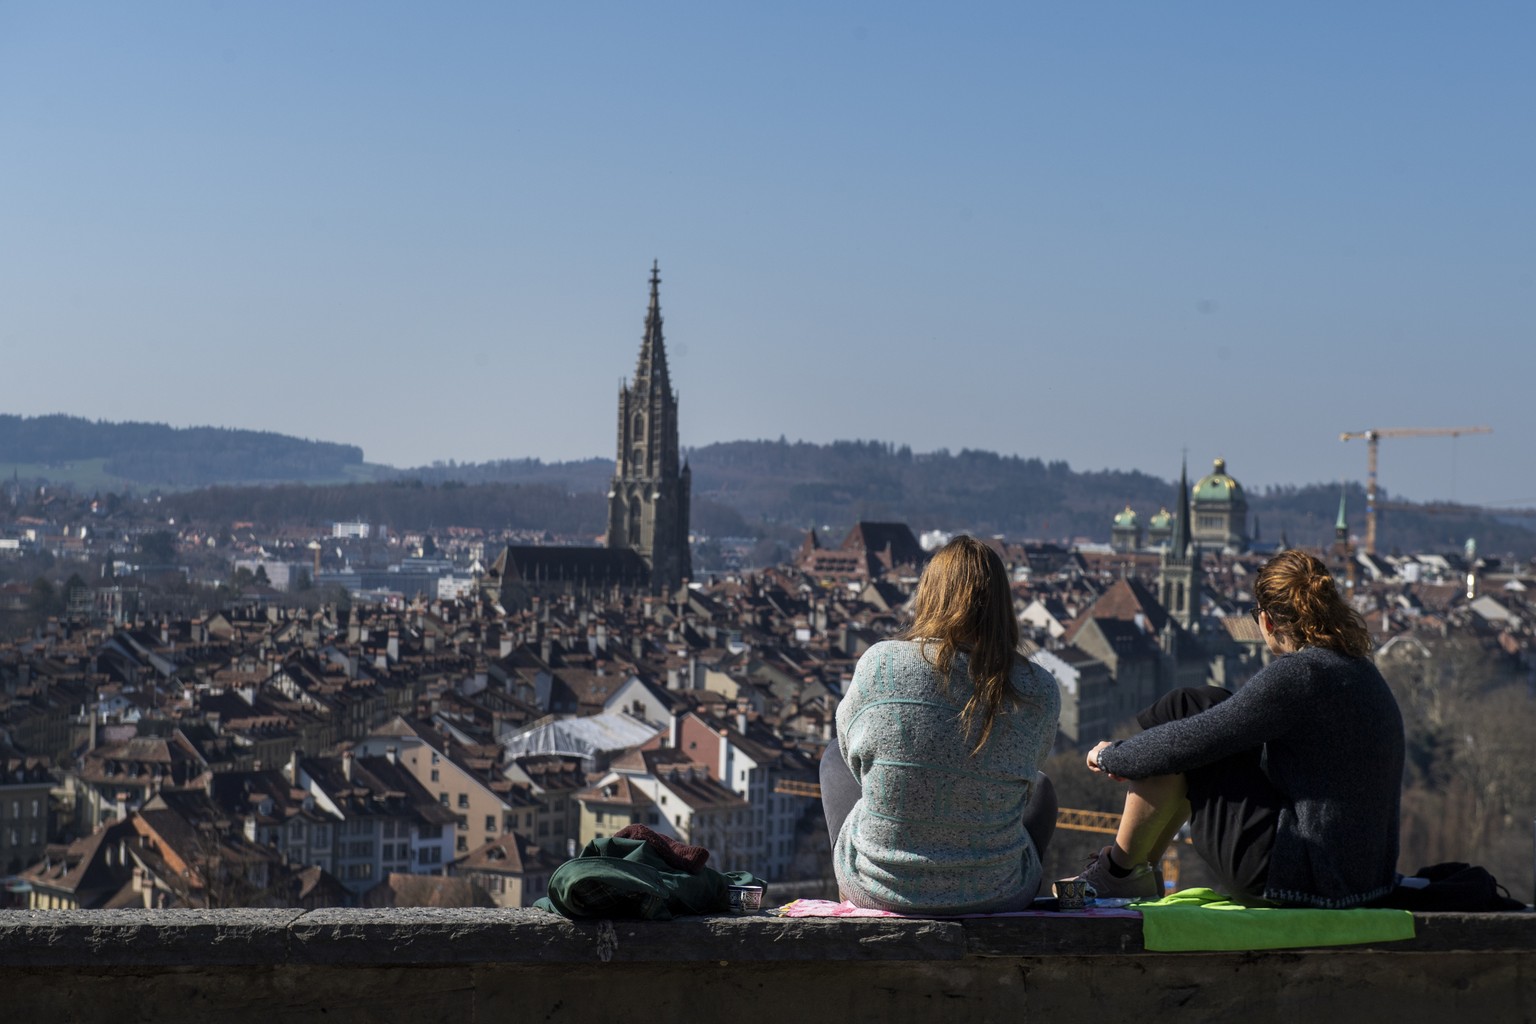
top-left (497, 546), bottom-right (650, 586)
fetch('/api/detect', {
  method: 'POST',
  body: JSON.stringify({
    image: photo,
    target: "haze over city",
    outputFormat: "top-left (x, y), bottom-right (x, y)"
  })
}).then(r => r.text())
top-left (2, 2), bottom-right (1531, 505)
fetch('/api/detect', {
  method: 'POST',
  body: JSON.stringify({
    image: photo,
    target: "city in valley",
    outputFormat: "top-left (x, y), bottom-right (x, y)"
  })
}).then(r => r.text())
top-left (1, 271), bottom-right (1532, 912)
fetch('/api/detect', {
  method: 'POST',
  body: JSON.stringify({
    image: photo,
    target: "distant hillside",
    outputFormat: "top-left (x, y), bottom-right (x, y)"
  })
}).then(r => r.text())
top-left (7, 418), bottom-right (1532, 560)
top-left (0, 414), bottom-right (374, 487)
top-left (407, 440), bottom-right (1536, 561)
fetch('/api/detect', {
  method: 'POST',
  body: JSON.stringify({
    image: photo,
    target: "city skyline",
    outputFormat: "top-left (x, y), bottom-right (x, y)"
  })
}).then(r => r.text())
top-left (2, 3), bottom-right (1532, 505)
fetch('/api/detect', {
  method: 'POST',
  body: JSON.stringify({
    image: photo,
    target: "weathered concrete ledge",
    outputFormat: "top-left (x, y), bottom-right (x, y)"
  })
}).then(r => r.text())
top-left (1, 909), bottom-right (1533, 1023)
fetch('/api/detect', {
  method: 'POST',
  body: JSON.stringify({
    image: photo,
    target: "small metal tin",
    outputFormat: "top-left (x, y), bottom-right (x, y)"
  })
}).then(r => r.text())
top-left (727, 885), bottom-right (764, 913)
top-left (1053, 877), bottom-right (1089, 911)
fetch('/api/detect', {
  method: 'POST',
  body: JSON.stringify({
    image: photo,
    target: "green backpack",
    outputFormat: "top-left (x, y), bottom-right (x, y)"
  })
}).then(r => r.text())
top-left (535, 835), bottom-right (762, 920)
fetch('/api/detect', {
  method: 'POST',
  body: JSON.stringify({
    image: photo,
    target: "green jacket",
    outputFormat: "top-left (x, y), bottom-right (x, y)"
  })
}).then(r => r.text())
top-left (535, 836), bottom-right (760, 920)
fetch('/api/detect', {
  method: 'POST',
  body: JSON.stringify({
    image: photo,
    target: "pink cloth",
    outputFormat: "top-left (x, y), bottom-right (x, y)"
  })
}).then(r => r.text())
top-left (772, 898), bottom-right (1142, 919)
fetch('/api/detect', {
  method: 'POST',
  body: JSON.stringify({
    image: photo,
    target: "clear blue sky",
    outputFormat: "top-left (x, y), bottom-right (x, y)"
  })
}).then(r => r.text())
top-left (2, 2), bottom-right (1531, 506)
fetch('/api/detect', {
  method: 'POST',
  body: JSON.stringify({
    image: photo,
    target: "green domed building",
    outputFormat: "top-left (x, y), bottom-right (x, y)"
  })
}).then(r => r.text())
top-left (1191, 457), bottom-right (1249, 553)
top-left (1111, 505), bottom-right (1142, 552)
top-left (1146, 506), bottom-right (1174, 549)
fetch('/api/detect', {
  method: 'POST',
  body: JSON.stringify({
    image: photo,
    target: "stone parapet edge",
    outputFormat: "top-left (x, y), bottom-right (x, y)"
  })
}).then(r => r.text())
top-left (0, 908), bottom-right (1530, 968)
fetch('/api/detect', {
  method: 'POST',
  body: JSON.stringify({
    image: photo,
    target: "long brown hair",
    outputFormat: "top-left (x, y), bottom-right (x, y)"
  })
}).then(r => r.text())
top-left (900, 535), bottom-right (1024, 754)
top-left (1254, 550), bottom-right (1372, 657)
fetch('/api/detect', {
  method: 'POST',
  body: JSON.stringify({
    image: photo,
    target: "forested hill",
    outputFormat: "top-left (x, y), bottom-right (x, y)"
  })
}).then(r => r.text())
top-left (0, 414), bottom-right (369, 486)
top-left (6, 418), bottom-right (1532, 558)
top-left (367, 439), bottom-right (1536, 559)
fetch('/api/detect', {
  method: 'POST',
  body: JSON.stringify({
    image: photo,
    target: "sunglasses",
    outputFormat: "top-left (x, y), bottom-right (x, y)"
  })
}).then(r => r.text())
top-left (1248, 606), bottom-right (1263, 624)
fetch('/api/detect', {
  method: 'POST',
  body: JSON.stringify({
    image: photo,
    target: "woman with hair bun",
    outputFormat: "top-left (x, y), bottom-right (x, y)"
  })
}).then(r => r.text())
top-left (820, 535), bottom-right (1061, 914)
top-left (1078, 550), bottom-right (1404, 908)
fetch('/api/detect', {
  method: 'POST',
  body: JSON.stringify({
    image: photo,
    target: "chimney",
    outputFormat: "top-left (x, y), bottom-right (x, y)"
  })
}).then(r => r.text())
top-left (387, 630), bottom-right (399, 663)
top-left (342, 750), bottom-right (355, 782)
top-left (288, 749), bottom-right (302, 788)
top-left (385, 746), bottom-right (398, 766)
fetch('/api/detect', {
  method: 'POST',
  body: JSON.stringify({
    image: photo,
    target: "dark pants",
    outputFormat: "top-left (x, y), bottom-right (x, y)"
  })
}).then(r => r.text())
top-left (1138, 687), bottom-right (1280, 899)
top-left (818, 738), bottom-right (1057, 861)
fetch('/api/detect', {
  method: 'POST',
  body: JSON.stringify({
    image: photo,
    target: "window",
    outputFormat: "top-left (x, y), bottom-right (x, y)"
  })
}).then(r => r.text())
top-left (456, 835), bottom-right (468, 852)
top-left (431, 752), bottom-right (440, 766)
top-left (485, 815), bottom-right (496, 833)
top-left (430, 769), bottom-right (439, 783)
top-left (457, 815), bottom-right (468, 831)
top-left (457, 794), bottom-right (469, 809)
top-left (439, 793), bottom-right (449, 806)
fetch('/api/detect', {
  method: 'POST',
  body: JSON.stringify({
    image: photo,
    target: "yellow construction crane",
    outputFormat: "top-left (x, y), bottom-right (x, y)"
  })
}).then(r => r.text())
top-left (1339, 426), bottom-right (1493, 554)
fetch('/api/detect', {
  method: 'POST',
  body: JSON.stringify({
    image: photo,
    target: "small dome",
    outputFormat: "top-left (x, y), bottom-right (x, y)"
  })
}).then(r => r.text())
top-left (1113, 505), bottom-right (1139, 528)
top-left (1193, 458), bottom-right (1245, 504)
top-left (1148, 507), bottom-right (1173, 529)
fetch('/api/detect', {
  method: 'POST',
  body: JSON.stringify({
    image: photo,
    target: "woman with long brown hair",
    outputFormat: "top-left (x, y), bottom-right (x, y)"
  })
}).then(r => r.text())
top-left (1079, 550), bottom-right (1404, 907)
top-left (820, 535), bottom-right (1061, 913)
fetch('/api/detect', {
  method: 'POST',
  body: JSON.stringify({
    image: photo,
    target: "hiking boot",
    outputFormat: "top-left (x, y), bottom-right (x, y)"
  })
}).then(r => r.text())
top-left (1077, 845), bottom-right (1160, 900)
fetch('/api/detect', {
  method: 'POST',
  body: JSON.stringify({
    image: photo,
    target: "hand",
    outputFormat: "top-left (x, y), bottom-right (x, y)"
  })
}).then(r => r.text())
top-left (1086, 741), bottom-right (1126, 781)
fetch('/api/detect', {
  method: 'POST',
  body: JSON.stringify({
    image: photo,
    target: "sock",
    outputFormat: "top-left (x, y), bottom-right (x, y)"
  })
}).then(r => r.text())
top-left (1106, 851), bottom-right (1134, 877)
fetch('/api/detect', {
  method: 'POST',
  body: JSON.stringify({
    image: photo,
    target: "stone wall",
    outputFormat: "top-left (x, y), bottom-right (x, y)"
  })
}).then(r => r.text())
top-left (1, 908), bottom-right (1532, 1023)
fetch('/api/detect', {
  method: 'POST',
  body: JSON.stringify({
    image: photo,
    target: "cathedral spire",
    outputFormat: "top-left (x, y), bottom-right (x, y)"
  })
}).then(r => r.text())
top-left (634, 260), bottom-right (671, 397)
top-left (609, 262), bottom-right (691, 594)
top-left (1173, 454), bottom-right (1194, 555)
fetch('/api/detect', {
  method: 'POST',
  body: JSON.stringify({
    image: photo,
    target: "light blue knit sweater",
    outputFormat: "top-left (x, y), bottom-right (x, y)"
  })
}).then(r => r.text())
top-left (834, 640), bottom-right (1061, 914)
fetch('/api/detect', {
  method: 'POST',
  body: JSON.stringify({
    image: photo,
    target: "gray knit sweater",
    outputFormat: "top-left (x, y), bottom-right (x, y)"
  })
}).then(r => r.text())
top-left (1097, 646), bottom-right (1404, 908)
top-left (834, 640), bottom-right (1061, 914)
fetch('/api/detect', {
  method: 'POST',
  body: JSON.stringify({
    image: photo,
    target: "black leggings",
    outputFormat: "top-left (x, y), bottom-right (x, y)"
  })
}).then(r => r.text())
top-left (1138, 687), bottom-right (1280, 898)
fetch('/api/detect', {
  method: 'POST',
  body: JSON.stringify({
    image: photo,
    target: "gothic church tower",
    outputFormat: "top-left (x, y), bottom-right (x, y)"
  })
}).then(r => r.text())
top-left (607, 262), bottom-right (692, 593)
top-left (1157, 456), bottom-right (1203, 631)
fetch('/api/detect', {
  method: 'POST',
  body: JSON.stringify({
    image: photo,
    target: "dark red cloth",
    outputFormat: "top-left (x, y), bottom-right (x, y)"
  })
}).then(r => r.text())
top-left (613, 824), bottom-right (710, 873)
